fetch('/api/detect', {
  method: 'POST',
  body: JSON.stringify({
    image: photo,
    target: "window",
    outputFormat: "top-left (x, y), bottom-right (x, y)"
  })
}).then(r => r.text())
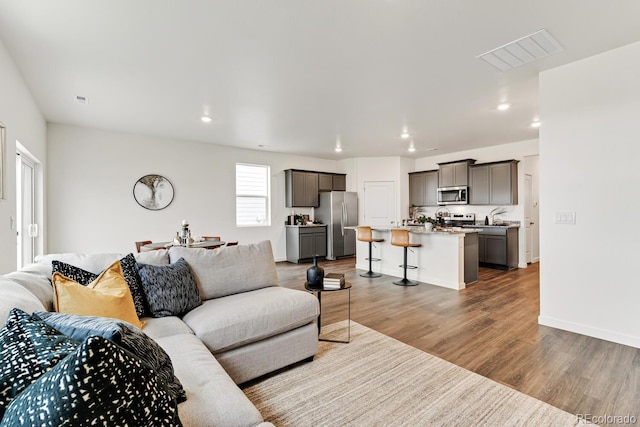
top-left (236, 163), bottom-right (270, 226)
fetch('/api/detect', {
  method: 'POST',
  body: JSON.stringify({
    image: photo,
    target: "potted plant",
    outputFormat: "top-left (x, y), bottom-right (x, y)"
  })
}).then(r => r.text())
top-left (416, 215), bottom-right (437, 231)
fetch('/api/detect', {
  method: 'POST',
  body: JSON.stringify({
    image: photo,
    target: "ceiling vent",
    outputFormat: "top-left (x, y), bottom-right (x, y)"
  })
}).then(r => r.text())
top-left (477, 29), bottom-right (563, 71)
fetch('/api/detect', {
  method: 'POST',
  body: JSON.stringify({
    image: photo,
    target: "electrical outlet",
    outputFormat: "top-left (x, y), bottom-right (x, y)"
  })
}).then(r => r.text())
top-left (555, 211), bottom-right (576, 224)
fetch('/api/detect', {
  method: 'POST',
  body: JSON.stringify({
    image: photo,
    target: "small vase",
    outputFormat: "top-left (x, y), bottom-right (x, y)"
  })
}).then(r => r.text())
top-left (306, 256), bottom-right (324, 287)
top-left (424, 223), bottom-right (433, 232)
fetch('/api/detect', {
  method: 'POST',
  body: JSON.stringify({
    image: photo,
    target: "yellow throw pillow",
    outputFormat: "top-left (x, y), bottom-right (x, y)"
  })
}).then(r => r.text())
top-left (52, 260), bottom-right (144, 328)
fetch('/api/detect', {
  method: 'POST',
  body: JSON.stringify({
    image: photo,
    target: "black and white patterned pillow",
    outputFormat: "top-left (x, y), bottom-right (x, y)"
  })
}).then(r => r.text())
top-left (137, 257), bottom-right (202, 317)
top-left (0, 335), bottom-right (182, 427)
top-left (0, 308), bottom-right (79, 418)
top-left (52, 253), bottom-right (148, 318)
top-left (35, 311), bottom-right (186, 403)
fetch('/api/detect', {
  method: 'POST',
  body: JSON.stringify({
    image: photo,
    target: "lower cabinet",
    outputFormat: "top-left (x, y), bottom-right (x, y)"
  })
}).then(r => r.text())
top-left (286, 226), bottom-right (327, 263)
top-left (477, 227), bottom-right (518, 270)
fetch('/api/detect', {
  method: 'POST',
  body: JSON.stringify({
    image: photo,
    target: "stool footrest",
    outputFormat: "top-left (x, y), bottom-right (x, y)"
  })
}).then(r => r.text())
top-left (365, 257), bottom-right (381, 262)
top-left (398, 264), bottom-right (418, 270)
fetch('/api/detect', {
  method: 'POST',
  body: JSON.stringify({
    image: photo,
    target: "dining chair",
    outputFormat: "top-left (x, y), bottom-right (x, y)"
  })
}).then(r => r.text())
top-left (225, 241), bottom-right (238, 246)
top-left (202, 236), bottom-right (221, 241)
top-left (135, 240), bottom-right (153, 253)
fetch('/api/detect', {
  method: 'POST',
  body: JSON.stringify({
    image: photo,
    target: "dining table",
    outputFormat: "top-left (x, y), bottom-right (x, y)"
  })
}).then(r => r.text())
top-left (142, 240), bottom-right (226, 251)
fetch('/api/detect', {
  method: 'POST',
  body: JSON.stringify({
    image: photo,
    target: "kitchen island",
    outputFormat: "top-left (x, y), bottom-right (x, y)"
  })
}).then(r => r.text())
top-left (355, 227), bottom-right (479, 290)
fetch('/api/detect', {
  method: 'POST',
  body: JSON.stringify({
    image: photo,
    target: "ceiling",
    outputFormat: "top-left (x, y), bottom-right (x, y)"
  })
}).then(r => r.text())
top-left (1, 1), bottom-right (640, 160)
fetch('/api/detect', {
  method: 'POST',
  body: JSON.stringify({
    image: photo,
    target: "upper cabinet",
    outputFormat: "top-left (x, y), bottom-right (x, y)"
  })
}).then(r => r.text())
top-left (438, 159), bottom-right (475, 187)
top-left (469, 160), bottom-right (519, 205)
top-left (286, 170), bottom-right (319, 207)
top-left (409, 170), bottom-right (438, 206)
top-left (318, 173), bottom-right (346, 192)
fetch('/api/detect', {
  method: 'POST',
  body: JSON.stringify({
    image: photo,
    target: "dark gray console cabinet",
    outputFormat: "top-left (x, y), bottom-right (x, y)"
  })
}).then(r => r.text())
top-left (285, 170), bottom-right (319, 207)
top-left (286, 225), bottom-right (327, 263)
top-left (409, 170), bottom-right (438, 206)
top-left (477, 227), bottom-right (518, 270)
top-left (469, 160), bottom-right (518, 205)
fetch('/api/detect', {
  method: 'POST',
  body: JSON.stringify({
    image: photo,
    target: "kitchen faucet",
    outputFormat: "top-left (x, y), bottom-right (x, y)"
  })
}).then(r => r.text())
top-left (490, 206), bottom-right (507, 224)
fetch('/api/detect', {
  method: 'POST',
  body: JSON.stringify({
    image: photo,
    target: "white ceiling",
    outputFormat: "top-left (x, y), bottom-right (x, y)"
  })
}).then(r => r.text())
top-left (1, 1), bottom-right (640, 160)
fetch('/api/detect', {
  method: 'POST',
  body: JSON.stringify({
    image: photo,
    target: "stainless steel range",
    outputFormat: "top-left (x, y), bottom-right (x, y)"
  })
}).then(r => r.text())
top-left (438, 212), bottom-right (475, 227)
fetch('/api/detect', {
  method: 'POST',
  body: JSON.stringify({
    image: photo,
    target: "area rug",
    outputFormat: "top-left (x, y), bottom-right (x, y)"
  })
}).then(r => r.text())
top-left (243, 321), bottom-right (580, 426)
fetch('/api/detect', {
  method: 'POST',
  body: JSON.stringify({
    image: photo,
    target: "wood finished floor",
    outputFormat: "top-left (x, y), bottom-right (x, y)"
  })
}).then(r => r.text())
top-left (277, 258), bottom-right (640, 425)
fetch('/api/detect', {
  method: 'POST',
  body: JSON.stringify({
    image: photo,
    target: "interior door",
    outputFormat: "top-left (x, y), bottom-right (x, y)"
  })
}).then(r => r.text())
top-left (363, 181), bottom-right (395, 226)
top-left (16, 152), bottom-right (37, 268)
top-left (525, 174), bottom-right (533, 263)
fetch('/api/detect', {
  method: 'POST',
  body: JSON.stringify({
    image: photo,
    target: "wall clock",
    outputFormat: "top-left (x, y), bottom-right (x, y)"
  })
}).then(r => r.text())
top-left (133, 174), bottom-right (174, 210)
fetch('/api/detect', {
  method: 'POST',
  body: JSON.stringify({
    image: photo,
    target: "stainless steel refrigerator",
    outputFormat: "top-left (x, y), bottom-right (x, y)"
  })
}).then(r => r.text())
top-left (315, 191), bottom-right (358, 260)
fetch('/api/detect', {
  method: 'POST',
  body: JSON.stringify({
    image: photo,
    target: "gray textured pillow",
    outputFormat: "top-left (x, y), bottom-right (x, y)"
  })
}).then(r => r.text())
top-left (136, 257), bottom-right (202, 317)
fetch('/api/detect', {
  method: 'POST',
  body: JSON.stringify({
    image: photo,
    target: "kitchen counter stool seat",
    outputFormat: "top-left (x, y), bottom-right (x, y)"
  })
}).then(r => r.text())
top-left (357, 226), bottom-right (384, 278)
top-left (390, 229), bottom-right (422, 286)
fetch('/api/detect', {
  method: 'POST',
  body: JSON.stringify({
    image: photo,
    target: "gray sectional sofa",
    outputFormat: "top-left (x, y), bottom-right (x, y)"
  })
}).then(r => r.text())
top-left (0, 240), bottom-right (320, 426)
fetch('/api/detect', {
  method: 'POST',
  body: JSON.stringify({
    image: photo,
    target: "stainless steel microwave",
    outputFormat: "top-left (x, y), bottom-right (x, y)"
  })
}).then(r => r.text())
top-left (437, 186), bottom-right (468, 205)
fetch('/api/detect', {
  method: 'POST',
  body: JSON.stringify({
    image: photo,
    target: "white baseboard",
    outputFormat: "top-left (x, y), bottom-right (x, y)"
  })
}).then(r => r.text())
top-left (538, 315), bottom-right (640, 349)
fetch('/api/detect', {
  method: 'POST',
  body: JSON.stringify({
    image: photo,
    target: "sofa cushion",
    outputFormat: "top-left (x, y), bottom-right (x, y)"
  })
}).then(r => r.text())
top-left (137, 258), bottom-right (202, 317)
top-left (0, 308), bottom-right (79, 418)
top-left (36, 252), bottom-right (126, 273)
top-left (52, 260), bottom-right (144, 328)
top-left (182, 286), bottom-right (319, 353)
top-left (155, 333), bottom-right (265, 427)
top-left (0, 336), bottom-right (181, 427)
top-left (134, 249), bottom-right (170, 265)
top-left (35, 311), bottom-right (186, 403)
top-left (0, 278), bottom-right (46, 323)
top-left (142, 316), bottom-right (194, 339)
top-left (169, 240), bottom-right (278, 300)
top-left (3, 263), bottom-right (54, 310)
top-left (52, 253), bottom-right (148, 318)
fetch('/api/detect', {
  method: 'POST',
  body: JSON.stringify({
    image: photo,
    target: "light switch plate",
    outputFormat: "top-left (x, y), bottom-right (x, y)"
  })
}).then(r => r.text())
top-left (555, 211), bottom-right (576, 224)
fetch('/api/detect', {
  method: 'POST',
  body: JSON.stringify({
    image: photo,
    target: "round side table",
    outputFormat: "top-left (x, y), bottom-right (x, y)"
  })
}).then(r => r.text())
top-left (304, 281), bottom-right (351, 343)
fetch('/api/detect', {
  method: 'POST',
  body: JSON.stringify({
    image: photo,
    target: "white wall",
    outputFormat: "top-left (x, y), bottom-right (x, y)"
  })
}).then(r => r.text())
top-left (539, 40), bottom-right (640, 348)
top-left (46, 124), bottom-right (342, 261)
top-left (415, 139), bottom-right (539, 267)
top-left (0, 40), bottom-right (46, 274)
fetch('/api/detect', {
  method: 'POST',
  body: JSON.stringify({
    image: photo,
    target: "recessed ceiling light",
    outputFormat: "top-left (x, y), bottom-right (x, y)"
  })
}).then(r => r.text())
top-left (334, 146), bottom-right (342, 153)
top-left (201, 115), bottom-right (213, 123)
top-left (497, 103), bottom-right (511, 111)
top-left (408, 139), bottom-right (416, 152)
top-left (531, 120), bottom-right (541, 128)
top-left (401, 131), bottom-right (410, 139)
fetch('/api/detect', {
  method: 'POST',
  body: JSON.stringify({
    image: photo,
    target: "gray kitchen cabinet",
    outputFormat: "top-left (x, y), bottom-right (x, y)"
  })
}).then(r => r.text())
top-left (332, 174), bottom-right (346, 191)
top-left (318, 172), bottom-right (347, 192)
top-left (477, 227), bottom-right (518, 270)
top-left (285, 170), bottom-right (319, 207)
top-left (438, 160), bottom-right (475, 187)
top-left (286, 225), bottom-right (327, 263)
top-left (409, 170), bottom-right (438, 206)
top-left (469, 160), bottom-right (518, 205)
top-left (318, 173), bottom-right (333, 191)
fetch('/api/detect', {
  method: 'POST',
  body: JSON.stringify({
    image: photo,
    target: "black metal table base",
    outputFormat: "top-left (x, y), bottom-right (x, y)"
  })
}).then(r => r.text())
top-left (305, 282), bottom-right (351, 344)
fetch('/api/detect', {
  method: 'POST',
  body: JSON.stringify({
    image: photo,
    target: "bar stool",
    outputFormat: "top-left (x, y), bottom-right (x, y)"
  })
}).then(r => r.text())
top-left (390, 229), bottom-right (422, 286)
top-left (357, 226), bottom-right (384, 278)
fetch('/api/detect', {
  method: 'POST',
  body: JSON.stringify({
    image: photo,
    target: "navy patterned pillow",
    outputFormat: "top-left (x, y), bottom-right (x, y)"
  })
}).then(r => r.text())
top-left (0, 308), bottom-right (79, 419)
top-left (137, 257), bottom-right (202, 318)
top-left (51, 253), bottom-right (148, 318)
top-left (0, 336), bottom-right (182, 427)
top-left (34, 311), bottom-right (186, 403)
